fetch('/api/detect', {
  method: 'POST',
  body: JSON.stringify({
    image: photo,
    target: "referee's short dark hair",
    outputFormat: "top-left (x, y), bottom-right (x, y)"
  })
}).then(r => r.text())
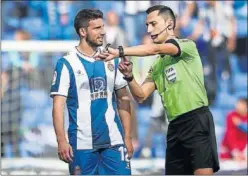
top-left (74, 9), bottom-right (103, 35)
top-left (146, 5), bottom-right (176, 30)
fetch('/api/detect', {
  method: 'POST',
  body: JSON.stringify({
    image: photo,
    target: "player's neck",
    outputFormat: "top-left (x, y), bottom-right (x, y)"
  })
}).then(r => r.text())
top-left (77, 41), bottom-right (98, 57)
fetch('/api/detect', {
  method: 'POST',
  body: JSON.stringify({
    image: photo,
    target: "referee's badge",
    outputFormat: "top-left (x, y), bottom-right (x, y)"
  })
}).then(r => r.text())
top-left (107, 62), bottom-right (114, 72)
top-left (165, 66), bottom-right (177, 83)
top-left (52, 71), bottom-right (57, 85)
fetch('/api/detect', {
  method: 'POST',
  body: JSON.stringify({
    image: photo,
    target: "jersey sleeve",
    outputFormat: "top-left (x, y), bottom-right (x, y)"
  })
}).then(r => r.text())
top-left (50, 58), bottom-right (70, 97)
top-left (176, 39), bottom-right (199, 61)
top-left (114, 59), bottom-right (128, 90)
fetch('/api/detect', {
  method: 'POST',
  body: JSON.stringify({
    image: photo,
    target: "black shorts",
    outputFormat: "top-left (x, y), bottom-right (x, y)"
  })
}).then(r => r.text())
top-left (165, 106), bottom-right (220, 175)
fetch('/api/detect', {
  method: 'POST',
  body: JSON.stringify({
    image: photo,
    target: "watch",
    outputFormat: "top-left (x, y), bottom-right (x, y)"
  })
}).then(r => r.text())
top-left (118, 46), bottom-right (124, 58)
top-left (123, 75), bottom-right (134, 82)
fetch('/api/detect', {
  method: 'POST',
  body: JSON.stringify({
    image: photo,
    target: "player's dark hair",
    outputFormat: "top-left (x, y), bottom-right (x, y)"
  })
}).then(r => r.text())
top-left (74, 8), bottom-right (103, 35)
top-left (146, 5), bottom-right (176, 30)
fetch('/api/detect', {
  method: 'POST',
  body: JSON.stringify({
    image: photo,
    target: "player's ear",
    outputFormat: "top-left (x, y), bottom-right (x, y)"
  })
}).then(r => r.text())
top-left (79, 28), bottom-right (87, 37)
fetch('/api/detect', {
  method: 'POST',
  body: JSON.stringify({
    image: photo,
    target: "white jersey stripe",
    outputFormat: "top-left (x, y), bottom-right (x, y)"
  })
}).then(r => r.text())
top-left (64, 53), bottom-right (93, 149)
top-left (104, 61), bottom-right (124, 146)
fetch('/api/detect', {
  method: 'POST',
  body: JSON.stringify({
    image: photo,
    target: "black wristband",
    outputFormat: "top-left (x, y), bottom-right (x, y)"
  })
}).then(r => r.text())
top-left (123, 75), bottom-right (134, 82)
top-left (118, 46), bottom-right (124, 58)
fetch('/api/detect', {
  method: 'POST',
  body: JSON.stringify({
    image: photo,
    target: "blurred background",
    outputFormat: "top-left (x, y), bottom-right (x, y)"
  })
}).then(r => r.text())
top-left (1, 0), bottom-right (247, 175)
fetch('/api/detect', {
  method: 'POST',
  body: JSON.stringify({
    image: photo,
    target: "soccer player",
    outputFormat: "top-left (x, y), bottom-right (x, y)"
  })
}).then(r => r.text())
top-left (50, 9), bottom-right (132, 175)
top-left (97, 5), bottom-right (220, 175)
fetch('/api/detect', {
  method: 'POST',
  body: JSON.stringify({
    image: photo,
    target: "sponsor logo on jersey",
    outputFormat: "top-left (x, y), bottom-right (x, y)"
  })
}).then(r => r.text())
top-left (90, 77), bottom-right (108, 100)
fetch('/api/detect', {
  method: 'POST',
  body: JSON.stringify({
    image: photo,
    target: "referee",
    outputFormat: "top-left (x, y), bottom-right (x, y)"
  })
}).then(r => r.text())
top-left (97, 5), bottom-right (220, 175)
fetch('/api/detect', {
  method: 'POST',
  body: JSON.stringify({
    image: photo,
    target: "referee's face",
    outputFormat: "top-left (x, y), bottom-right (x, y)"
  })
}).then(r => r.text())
top-left (85, 18), bottom-right (106, 47)
top-left (146, 10), bottom-right (168, 44)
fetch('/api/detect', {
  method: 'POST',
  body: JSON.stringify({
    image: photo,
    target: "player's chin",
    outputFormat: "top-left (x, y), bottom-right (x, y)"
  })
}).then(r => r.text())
top-left (96, 40), bottom-right (104, 46)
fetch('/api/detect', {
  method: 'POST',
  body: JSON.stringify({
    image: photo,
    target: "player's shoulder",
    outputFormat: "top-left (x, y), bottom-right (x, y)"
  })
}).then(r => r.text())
top-left (55, 50), bottom-right (78, 66)
top-left (63, 50), bottom-right (77, 60)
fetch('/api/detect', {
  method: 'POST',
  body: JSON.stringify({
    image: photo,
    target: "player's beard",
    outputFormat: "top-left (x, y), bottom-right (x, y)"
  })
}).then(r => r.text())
top-left (85, 35), bottom-right (103, 48)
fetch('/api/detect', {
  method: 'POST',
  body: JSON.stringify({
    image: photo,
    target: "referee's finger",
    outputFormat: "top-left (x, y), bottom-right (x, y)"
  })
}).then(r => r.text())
top-left (122, 56), bottom-right (129, 62)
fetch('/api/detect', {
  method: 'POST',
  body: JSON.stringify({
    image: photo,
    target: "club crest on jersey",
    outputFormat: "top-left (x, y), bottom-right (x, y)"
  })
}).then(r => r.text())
top-left (90, 77), bottom-right (108, 100)
top-left (74, 165), bottom-right (81, 175)
top-left (107, 62), bottom-right (114, 72)
top-left (52, 71), bottom-right (57, 85)
top-left (164, 66), bottom-right (177, 83)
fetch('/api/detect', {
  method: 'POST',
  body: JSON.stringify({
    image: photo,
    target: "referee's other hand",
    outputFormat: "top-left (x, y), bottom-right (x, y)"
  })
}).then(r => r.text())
top-left (58, 140), bottom-right (74, 163)
top-left (118, 58), bottom-right (133, 78)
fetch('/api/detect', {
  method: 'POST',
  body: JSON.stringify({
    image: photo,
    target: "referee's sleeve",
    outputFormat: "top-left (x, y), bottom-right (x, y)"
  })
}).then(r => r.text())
top-left (50, 59), bottom-right (70, 98)
top-left (165, 39), bottom-right (181, 57)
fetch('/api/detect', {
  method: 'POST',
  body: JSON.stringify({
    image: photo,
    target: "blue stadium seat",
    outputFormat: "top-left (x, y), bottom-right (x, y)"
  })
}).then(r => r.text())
top-left (21, 17), bottom-right (48, 39)
top-left (233, 73), bottom-right (247, 92)
top-left (214, 92), bottom-right (238, 109)
top-left (209, 107), bottom-right (227, 153)
top-left (21, 89), bottom-right (49, 109)
top-left (210, 107), bottom-right (226, 126)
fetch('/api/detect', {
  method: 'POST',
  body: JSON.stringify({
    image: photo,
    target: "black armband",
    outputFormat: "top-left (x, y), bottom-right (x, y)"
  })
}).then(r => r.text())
top-left (165, 39), bottom-right (181, 57)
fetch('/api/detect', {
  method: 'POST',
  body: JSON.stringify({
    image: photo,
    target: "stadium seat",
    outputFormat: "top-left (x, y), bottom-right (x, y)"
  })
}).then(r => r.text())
top-left (21, 17), bottom-right (48, 39)
top-left (214, 92), bottom-right (238, 109)
top-left (233, 73), bottom-right (247, 92)
top-left (21, 89), bottom-right (49, 109)
top-left (209, 107), bottom-right (226, 153)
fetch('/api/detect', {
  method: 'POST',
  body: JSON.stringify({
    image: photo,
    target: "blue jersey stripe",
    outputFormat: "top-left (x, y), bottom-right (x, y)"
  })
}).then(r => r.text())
top-left (114, 58), bottom-right (119, 80)
top-left (62, 58), bottom-right (78, 149)
top-left (79, 56), bottom-right (111, 148)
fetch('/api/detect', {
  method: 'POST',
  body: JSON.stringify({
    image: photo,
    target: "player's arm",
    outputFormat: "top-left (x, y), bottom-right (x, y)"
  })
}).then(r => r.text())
top-left (116, 87), bottom-right (133, 158)
top-left (50, 58), bottom-right (73, 163)
top-left (114, 60), bottom-right (134, 159)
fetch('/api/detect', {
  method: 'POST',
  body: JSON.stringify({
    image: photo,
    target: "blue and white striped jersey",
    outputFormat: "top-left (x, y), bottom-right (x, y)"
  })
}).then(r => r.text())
top-left (50, 47), bottom-right (127, 150)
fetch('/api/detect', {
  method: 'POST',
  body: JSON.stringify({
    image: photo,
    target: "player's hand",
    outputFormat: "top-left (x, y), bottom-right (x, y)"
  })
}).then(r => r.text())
top-left (118, 58), bottom-right (133, 78)
top-left (95, 47), bottom-right (119, 61)
top-left (124, 137), bottom-right (134, 159)
top-left (58, 140), bottom-right (74, 163)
